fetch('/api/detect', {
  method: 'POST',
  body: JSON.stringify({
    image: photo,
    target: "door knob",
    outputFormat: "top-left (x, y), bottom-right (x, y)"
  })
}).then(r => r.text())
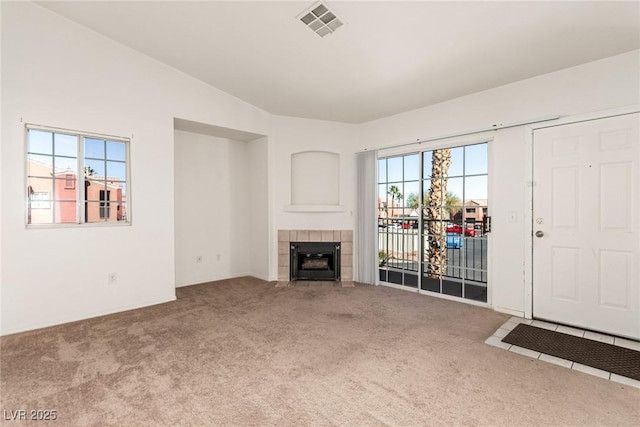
top-left (535, 230), bottom-right (544, 238)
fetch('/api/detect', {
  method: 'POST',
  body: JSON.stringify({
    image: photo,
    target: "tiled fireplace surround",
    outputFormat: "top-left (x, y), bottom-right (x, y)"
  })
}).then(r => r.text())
top-left (278, 230), bottom-right (353, 282)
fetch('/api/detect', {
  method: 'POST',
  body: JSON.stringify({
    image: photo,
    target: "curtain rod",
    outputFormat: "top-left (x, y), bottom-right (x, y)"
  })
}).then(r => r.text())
top-left (359, 115), bottom-right (560, 153)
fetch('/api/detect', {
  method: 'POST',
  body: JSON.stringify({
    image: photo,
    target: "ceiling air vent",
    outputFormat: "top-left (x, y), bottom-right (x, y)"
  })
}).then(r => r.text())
top-left (298, 1), bottom-right (344, 37)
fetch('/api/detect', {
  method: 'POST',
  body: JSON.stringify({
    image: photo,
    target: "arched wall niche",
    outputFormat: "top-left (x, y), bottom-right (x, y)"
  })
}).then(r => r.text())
top-left (287, 151), bottom-right (343, 212)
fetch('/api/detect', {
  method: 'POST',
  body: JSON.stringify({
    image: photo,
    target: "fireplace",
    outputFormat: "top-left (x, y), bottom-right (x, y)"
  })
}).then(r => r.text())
top-left (278, 230), bottom-right (352, 283)
top-left (290, 241), bottom-right (341, 281)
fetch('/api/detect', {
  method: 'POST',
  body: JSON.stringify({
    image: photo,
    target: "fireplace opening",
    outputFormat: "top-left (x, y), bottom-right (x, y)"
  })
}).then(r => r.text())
top-left (290, 241), bottom-right (341, 281)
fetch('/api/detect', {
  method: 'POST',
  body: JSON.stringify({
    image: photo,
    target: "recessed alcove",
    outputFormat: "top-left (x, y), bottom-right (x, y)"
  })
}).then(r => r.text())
top-left (286, 150), bottom-right (343, 212)
top-left (173, 118), bottom-right (269, 286)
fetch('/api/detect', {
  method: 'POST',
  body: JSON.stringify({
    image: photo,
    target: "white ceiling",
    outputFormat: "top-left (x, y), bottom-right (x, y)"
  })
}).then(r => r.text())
top-left (36, 1), bottom-right (640, 124)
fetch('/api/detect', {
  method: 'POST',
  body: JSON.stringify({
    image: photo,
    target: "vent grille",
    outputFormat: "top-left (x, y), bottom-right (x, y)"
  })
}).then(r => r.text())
top-left (298, 1), bottom-right (344, 37)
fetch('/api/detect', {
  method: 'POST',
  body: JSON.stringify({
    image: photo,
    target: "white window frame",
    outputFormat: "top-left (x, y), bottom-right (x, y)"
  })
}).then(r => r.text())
top-left (25, 124), bottom-right (132, 228)
top-left (30, 191), bottom-right (51, 209)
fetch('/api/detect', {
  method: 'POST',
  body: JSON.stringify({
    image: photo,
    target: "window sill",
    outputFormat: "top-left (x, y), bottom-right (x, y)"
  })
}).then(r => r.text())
top-left (284, 205), bottom-right (345, 213)
top-left (26, 222), bottom-right (132, 229)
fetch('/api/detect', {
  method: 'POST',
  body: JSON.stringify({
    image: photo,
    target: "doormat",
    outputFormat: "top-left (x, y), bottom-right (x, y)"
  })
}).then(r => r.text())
top-left (502, 324), bottom-right (640, 381)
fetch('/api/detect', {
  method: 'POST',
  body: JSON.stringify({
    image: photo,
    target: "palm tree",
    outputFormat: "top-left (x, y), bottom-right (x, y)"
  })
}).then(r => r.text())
top-left (387, 185), bottom-right (403, 217)
top-left (444, 191), bottom-right (461, 220)
top-left (407, 191), bottom-right (457, 216)
top-left (406, 193), bottom-right (425, 209)
top-left (426, 149), bottom-right (451, 278)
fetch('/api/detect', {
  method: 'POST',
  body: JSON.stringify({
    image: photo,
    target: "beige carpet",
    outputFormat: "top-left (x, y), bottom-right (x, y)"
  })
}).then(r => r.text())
top-left (1, 277), bottom-right (638, 426)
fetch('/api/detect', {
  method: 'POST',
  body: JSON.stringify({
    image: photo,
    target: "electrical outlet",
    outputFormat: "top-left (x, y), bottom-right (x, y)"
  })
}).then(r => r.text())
top-left (196, 255), bottom-right (203, 263)
top-left (108, 273), bottom-right (118, 285)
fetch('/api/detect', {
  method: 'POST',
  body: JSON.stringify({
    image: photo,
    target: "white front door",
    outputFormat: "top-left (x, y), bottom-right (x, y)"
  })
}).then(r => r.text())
top-left (532, 113), bottom-right (640, 339)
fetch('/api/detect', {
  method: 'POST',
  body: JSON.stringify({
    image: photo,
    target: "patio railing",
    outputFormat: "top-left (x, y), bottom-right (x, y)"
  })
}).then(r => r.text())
top-left (378, 228), bottom-right (487, 284)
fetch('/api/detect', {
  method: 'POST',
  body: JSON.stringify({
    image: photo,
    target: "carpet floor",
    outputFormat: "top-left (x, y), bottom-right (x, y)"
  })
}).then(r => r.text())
top-left (1, 277), bottom-right (639, 426)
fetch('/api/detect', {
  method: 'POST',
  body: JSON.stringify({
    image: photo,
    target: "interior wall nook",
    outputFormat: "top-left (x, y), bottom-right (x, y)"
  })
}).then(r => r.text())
top-left (173, 119), bottom-right (269, 287)
top-left (288, 150), bottom-right (341, 209)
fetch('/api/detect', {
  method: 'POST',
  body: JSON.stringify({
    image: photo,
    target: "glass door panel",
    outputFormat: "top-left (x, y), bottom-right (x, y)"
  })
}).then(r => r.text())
top-left (378, 154), bottom-right (420, 288)
top-left (379, 142), bottom-right (489, 303)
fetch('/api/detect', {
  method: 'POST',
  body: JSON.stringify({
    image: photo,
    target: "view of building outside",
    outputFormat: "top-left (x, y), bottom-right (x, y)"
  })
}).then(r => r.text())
top-left (26, 129), bottom-right (128, 225)
top-left (377, 142), bottom-right (489, 302)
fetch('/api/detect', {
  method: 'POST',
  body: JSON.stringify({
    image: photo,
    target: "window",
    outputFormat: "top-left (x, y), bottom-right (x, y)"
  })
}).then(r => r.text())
top-left (26, 125), bottom-right (130, 226)
top-left (30, 192), bottom-right (50, 209)
top-left (377, 142), bottom-right (488, 303)
top-left (99, 190), bottom-right (111, 219)
top-left (64, 174), bottom-right (76, 189)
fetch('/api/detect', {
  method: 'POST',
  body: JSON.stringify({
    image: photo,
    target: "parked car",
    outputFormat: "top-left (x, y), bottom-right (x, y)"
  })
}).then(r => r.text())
top-left (401, 221), bottom-right (419, 229)
top-left (446, 232), bottom-right (463, 249)
top-left (446, 224), bottom-right (476, 237)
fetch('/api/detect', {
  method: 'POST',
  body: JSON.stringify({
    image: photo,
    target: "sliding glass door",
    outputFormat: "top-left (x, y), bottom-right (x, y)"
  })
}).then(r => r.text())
top-left (378, 143), bottom-right (488, 303)
top-left (377, 154), bottom-right (420, 287)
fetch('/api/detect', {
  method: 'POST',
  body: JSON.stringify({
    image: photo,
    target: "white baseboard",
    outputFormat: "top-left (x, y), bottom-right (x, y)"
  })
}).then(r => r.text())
top-left (176, 273), bottom-right (272, 288)
top-left (494, 306), bottom-right (526, 318)
top-left (1, 295), bottom-right (177, 337)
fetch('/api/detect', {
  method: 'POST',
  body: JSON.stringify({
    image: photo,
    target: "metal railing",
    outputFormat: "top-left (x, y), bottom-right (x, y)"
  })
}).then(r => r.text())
top-left (378, 228), bottom-right (487, 284)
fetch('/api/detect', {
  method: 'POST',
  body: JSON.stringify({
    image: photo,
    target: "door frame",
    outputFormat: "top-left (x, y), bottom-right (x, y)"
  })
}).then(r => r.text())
top-left (375, 134), bottom-right (494, 307)
top-left (524, 104), bottom-right (640, 320)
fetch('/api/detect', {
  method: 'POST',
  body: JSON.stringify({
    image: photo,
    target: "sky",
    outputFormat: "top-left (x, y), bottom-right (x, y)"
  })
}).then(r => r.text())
top-left (378, 142), bottom-right (488, 207)
top-left (28, 130), bottom-right (128, 184)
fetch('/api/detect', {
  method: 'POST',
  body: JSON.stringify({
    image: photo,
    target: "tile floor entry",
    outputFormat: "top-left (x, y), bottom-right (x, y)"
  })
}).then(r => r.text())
top-left (486, 317), bottom-right (640, 389)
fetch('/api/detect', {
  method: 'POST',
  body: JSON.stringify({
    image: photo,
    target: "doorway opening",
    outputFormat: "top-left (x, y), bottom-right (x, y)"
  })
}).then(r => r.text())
top-left (377, 143), bottom-right (489, 302)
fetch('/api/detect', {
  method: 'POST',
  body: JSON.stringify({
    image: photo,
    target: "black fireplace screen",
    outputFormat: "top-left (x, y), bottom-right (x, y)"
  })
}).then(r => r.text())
top-left (290, 242), bottom-right (341, 281)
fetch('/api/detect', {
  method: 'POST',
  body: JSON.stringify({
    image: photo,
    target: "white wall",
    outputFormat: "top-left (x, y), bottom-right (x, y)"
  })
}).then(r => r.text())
top-left (228, 138), bottom-right (251, 278)
top-left (0, 1), bottom-right (270, 335)
top-left (175, 131), bottom-right (247, 286)
top-left (174, 131), bottom-right (269, 285)
top-left (360, 50), bottom-right (640, 315)
top-left (247, 137), bottom-right (270, 281)
top-left (359, 51), bottom-right (640, 151)
top-left (268, 115), bottom-right (358, 279)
